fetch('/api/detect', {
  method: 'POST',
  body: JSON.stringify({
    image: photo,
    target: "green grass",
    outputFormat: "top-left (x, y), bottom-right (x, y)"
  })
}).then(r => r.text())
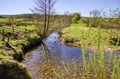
top-left (24, 18), bottom-right (120, 79)
top-left (0, 18), bottom-right (24, 22)
top-left (62, 21), bottom-right (120, 50)
top-left (78, 19), bottom-right (87, 26)
top-left (0, 24), bottom-right (38, 79)
top-left (0, 25), bottom-right (35, 33)
top-left (0, 18), bottom-right (8, 22)
top-left (51, 18), bottom-right (120, 79)
top-left (0, 25), bottom-right (36, 47)
top-left (0, 17), bottom-right (120, 79)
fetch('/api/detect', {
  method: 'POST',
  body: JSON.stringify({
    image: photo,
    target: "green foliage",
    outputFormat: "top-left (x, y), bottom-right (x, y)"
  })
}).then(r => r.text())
top-left (72, 13), bottom-right (81, 23)
top-left (0, 59), bottom-right (31, 79)
top-left (21, 36), bottom-right (41, 52)
top-left (13, 49), bottom-right (24, 61)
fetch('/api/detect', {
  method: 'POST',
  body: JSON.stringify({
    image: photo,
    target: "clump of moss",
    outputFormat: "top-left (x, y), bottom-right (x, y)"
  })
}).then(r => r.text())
top-left (21, 37), bottom-right (41, 52)
top-left (13, 49), bottom-right (24, 61)
top-left (0, 48), bottom-right (31, 79)
top-left (0, 48), bottom-right (23, 62)
top-left (0, 58), bottom-right (31, 79)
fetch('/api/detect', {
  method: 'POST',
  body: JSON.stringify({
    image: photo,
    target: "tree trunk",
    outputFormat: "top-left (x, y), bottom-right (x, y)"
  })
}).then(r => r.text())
top-left (43, 0), bottom-right (47, 36)
top-left (47, 0), bottom-right (50, 31)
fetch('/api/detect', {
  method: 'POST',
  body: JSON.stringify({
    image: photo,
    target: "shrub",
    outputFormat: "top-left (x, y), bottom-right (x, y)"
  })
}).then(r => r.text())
top-left (72, 13), bottom-right (81, 23)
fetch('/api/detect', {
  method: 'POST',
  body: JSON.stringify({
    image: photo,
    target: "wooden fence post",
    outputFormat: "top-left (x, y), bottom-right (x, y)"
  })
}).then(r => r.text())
top-left (1, 29), bottom-right (5, 41)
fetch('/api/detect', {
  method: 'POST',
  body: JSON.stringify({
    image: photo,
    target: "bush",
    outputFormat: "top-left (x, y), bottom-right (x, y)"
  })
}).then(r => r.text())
top-left (82, 18), bottom-right (90, 26)
top-left (72, 13), bottom-right (81, 23)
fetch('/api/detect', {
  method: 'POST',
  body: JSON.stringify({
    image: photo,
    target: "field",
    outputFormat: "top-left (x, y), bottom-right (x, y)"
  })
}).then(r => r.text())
top-left (1, 0), bottom-right (120, 79)
top-left (0, 16), bottom-right (120, 79)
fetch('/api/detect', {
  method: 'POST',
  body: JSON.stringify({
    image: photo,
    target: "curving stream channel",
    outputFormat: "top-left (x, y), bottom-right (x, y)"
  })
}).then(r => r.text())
top-left (22, 32), bottom-right (120, 79)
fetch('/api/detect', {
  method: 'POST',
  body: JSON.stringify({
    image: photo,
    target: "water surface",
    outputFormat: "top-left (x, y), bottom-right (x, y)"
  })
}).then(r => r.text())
top-left (23, 32), bottom-right (120, 79)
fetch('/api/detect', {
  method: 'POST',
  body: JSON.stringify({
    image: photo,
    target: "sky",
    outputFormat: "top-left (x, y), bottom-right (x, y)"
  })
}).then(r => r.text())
top-left (0, 0), bottom-right (120, 16)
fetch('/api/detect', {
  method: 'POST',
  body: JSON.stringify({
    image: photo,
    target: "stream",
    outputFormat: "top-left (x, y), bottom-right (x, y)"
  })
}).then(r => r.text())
top-left (23, 31), bottom-right (120, 79)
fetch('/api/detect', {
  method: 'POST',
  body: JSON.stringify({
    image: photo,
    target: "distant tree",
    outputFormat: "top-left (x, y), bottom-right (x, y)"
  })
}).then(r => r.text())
top-left (72, 13), bottom-right (81, 23)
top-left (91, 9), bottom-right (101, 18)
top-left (31, 0), bottom-right (56, 38)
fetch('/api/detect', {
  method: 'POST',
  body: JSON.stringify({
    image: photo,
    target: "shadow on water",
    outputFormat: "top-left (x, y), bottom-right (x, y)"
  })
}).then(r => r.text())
top-left (23, 31), bottom-right (120, 79)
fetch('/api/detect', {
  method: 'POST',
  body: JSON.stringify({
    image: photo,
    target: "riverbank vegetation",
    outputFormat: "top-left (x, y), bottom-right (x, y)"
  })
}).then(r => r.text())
top-left (0, 0), bottom-right (120, 78)
top-left (0, 21), bottom-right (39, 79)
top-left (61, 10), bottom-right (120, 52)
top-left (53, 10), bottom-right (120, 79)
top-left (1, 11), bottom-right (120, 79)
top-left (61, 19), bottom-right (120, 51)
top-left (0, 13), bottom-right (71, 79)
top-left (35, 16), bottom-right (120, 79)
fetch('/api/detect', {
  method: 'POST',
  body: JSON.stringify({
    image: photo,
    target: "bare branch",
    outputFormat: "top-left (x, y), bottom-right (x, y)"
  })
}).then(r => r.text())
top-left (31, 0), bottom-right (56, 38)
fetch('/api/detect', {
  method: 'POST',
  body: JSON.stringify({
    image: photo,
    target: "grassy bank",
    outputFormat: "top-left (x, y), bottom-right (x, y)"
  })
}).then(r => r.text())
top-left (61, 19), bottom-right (120, 51)
top-left (0, 14), bottom-right (69, 79)
top-left (0, 24), bottom-right (41, 79)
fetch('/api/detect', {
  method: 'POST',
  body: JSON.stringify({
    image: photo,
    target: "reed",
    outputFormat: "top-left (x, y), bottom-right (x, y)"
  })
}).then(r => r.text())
top-left (52, 17), bottom-right (120, 79)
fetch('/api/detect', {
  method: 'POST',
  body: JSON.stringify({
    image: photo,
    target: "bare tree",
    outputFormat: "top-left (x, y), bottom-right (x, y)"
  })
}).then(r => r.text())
top-left (31, 0), bottom-right (56, 38)
top-left (91, 9), bottom-right (101, 17)
top-left (90, 9), bottom-right (101, 27)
